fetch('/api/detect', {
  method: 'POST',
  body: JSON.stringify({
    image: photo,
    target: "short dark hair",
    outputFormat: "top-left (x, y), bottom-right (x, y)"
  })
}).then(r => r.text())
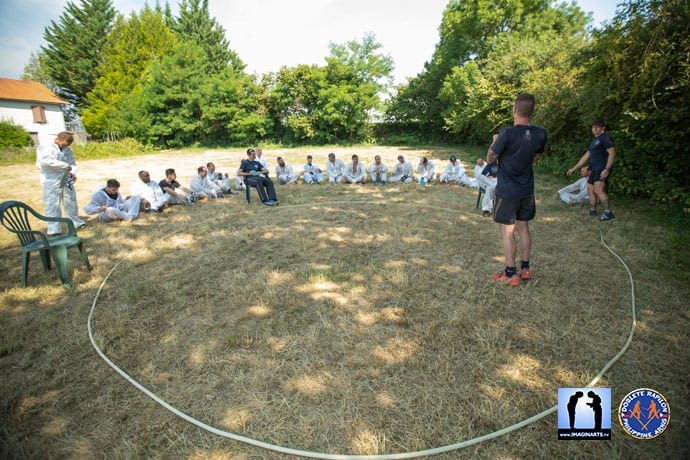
top-left (514, 93), bottom-right (535, 117)
top-left (206, 162), bottom-right (214, 168)
top-left (352, 154), bottom-right (358, 160)
top-left (197, 166), bottom-right (206, 173)
top-left (307, 155), bottom-right (313, 159)
top-left (106, 179), bottom-right (120, 188)
top-left (165, 168), bottom-right (175, 176)
top-left (591, 118), bottom-right (606, 127)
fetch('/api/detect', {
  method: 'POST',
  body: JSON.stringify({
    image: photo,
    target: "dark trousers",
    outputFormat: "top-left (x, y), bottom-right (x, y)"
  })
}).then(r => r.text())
top-left (245, 176), bottom-right (277, 202)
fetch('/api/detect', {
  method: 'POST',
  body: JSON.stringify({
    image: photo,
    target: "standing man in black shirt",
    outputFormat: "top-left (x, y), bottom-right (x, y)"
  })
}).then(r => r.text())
top-left (488, 93), bottom-right (547, 286)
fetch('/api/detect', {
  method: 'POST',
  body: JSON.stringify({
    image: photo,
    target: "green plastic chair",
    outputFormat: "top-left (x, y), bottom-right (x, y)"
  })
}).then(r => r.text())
top-left (0, 200), bottom-right (92, 287)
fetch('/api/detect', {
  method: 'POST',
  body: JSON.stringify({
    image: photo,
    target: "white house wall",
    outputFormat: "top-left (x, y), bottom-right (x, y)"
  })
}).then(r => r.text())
top-left (0, 100), bottom-right (66, 145)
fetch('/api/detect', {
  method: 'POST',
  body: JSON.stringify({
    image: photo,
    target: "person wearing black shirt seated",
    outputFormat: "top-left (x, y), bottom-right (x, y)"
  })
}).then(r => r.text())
top-left (238, 148), bottom-right (279, 206)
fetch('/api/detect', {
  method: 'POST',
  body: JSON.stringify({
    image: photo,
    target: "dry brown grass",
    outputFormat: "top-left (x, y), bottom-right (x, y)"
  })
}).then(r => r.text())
top-left (1, 147), bottom-right (688, 459)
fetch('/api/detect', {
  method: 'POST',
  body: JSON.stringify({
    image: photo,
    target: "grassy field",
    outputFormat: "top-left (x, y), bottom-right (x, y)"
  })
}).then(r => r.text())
top-left (0, 146), bottom-right (688, 459)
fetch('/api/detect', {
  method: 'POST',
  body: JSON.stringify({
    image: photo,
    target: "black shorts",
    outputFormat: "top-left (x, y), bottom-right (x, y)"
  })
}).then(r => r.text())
top-left (588, 168), bottom-right (610, 184)
top-left (493, 195), bottom-right (536, 225)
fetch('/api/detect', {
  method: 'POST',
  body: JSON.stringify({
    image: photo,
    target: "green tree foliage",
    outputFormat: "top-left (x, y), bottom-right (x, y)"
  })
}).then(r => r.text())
top-left (0, 120), bottom-right (33, 147)
top-left (386, 0), bottom-right (557, 138)
top-left (81, 5), bottom-right (178, 138)
top-left (172, 0), bottom-right (245, 74)
top-left (439, 3), bottom-right (589, 145)
top-left (21, 52), bottom-right (54, 88)
top-left (201, 69), bottom-right (270, 144)
top-left (41, 0), bottom-right (116, 109)
top-left (577, 0), bottom-right (690, 208)
top-left (267, 33), bottom-right (393, 144)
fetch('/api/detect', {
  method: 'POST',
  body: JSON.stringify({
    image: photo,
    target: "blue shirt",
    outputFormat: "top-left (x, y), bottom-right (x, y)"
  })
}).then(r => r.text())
top-left (240, 159), bottom-right (264, 174)
top-left (491, 124), bottom-right (547, 198)
top-left (588, 133), bottom-right (614, 171)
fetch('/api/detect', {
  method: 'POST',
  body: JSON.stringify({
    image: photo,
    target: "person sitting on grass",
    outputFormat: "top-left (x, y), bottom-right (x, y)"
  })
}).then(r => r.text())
top-left (368, 155), bottom-right (388, 185)
top-left (389, 155), bottom-right (415, 183)
top-left (440, 155), bottom-right (475, 186)
top-left (84, 179), bottom-right (140, 222)
top-left (344, 154), bottom-right (367, 184)
top-left (207, 162), bottom-right (238, 195)
top-left (239, 148), bottom-right (279, 206)
top-left (275, 156), bottom-right (300, 184)
top-left (159, 168), bottom-right (197, 205)
top-left (554, 165), bottom-right (591, 205)
top-left (302, 155), bottom-right (324, 184)
top-left (327, 152), bottom-right (346, 184)
top-left (190, 166), bottom-right (224, 200)
top-left (416, 157), bottom-right (437, 184)
top-left (131, 170), bottom-right (168, 213)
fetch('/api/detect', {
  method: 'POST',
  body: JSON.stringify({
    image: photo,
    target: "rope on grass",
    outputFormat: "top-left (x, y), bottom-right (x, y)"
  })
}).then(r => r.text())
top-left (87, 203), bottom-right (636, 459)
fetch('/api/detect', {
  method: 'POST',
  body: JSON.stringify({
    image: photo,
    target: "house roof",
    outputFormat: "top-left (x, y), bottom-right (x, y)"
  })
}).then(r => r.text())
top-left (0, 78), bottom-right (67, 105)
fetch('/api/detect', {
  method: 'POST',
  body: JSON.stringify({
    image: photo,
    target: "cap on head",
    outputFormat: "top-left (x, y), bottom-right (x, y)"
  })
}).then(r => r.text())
top-left (247, 148), bottom-right (256, 155)
top-left (450, 155), bottom-right (457, 162)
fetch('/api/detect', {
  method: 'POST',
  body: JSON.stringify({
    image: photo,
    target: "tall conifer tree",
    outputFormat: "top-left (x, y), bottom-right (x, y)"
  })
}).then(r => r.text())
top-left (172, 0), bottom-right (244, 74)
top-left (41, 0), bottom-right (116, 109)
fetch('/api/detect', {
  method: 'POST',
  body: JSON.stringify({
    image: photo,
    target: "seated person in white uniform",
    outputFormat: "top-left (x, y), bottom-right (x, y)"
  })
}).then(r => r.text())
top-left (207, 162), bottom-right (238, 194)
top-left (190, 165), bottom-right (223, 199)
top-left (474, 158), bottom-right (498, 217)
top-left (344, 154), bottom-right (367, 184)
top-left (416, 157), bottom-right (437, 183)
top-left (302, 155), bottom-right (324, 184)
top-left (275, 156), bottom-right (300, 184)
top-left (131, 170), bottom-right (168, 212)
top-left (368, 155), bottom-right (388, 185)
top-left (440, 155), bottom-right (472, 186)
top-left (326, 152), bottom-right (346, 184)
top-left (389, 155), bottom-right (415, 183)
top-left (554, 165), bottom-right (591, 204)
top-left (84, 179), bottom-right (140, 222)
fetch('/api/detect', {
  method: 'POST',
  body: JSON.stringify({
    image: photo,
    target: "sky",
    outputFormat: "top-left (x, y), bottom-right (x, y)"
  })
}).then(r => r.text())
top-left (0, 0), bottom-right (620, 85)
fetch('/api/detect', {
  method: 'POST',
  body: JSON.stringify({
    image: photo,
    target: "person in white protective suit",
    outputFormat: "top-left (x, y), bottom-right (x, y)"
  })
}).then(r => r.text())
top-left (206, 162), bottom-right (237, 194)
top-left (344, 154), bottom-right (367, 184)
top-left (440, 155), bottom-right (477, 187)
top-left (275, 156), bottom-right (300, 184)
top-left (326, 152), bottom-right (346, 184)
top-left (368, 155), bottom-right (388, 185)
top-left (36, 131), bottom-right (86, 235)
top-left (130, 170), bottom-right (168, 212)
top-left (389, 155), bottom-right (415, 183)
top-left (416, 157), bottom-right (438, 183)
top-left (84, 179), bottom-right (140, 222)
top-left (554, 165), bottom-right (591, 205)
top-left (190, 166), bottom-right (224, 199)
top-left (474, 158), bottom-right (498, 217)
top-left (301, 155), bottom-right (324, 184)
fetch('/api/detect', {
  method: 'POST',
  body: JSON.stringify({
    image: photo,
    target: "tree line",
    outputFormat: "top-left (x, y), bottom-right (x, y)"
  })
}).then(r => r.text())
top-left (23, 0), bottom-right (690, 209)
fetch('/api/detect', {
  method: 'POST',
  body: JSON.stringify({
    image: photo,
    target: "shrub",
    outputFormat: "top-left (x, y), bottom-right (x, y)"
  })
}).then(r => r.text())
top-left (0, 120), bottom-right (32, 148)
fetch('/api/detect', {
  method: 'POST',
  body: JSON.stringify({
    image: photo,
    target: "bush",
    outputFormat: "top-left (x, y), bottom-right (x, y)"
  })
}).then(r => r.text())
top-left (0, 120), bottom-right (32, 148)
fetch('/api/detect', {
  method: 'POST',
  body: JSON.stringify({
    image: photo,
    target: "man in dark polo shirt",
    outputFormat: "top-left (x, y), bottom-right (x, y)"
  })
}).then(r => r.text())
top-left (567, 119), bottom-right (617, 221)
top-left (487, 93), bottom-right (547, 286)
top-left (238, 148), bottom-right (279, 206)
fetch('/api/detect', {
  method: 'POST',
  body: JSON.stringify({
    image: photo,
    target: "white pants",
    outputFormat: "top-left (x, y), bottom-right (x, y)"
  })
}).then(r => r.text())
top-left (99, 196), bottom-right (141, 222)
top-left (43, 179), bottom-right (85, 234)
top-left (475, 175), bottom-right (497, 212)
top-left (329, 175), bottom-right (344, 184)
top-left (370, 172), bottom-right (387, 183)
top-left (278, 173), bottom-right (299, 184)
top-left (304, 172), bottom-right (324, 184)
top-left (389, 175), bottom-right (414, 183)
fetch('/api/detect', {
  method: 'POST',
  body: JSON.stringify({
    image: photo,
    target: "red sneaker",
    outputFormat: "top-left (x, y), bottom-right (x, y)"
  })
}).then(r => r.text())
top-left (492, 271), bottom-right (521, 286)
top-left (519, 269), bottom-right (532, 281)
